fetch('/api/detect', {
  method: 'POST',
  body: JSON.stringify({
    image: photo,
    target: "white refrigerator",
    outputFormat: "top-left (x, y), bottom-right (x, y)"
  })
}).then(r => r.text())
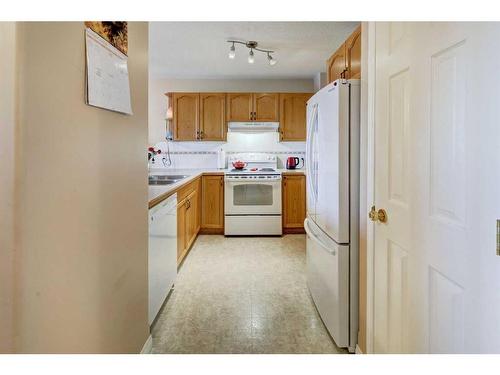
top-left (305, 79), bottom-right (360, 353)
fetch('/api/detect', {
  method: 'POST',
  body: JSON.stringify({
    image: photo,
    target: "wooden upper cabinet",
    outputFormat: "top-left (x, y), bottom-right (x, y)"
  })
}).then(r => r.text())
top-left (226, 93), bottom-right (279, 122)
top-left (326, 25), bottom-right (362, 83)
top-left (172, 93), bottom-right (199, 141)
top-left (201, 175), bottom-right (224, 230)
top-left (346, 25), bottom-right (361, 79)
top-left (253, 93), bottom-right (279, 122)
top-left (327, 43), bottom-right (347, 83)
top-left (226, 93), bottom-right (253, 122)
top-left (282, 175), bottom-right (306, 231)
top-left (279, 93), bottom-right (312, 141)
top-left (200, 93), bottom-right (226, 141)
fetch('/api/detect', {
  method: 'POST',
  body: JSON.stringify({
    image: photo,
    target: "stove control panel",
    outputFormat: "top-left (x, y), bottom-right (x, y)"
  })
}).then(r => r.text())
top-left (225, 174), bottom-right (281, 181)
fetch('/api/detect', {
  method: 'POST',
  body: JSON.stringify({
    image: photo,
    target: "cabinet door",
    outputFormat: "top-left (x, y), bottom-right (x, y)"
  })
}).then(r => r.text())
top-left (226, 93), bottom-right (253, 122)
top-left (253, 93), bottom-right (279, 122)
top-left (195, 177), bottom-right (202, 233)
top-left (185, 190), bottom-right (198, 250)
top-left (346, 25), bottom-right (361, 79)
top-left (279, 93), bottom-right (312, 141)
top-left (177, 200), bottom-right (187, 263)
top-left (173, 93), bottom-right (199, 141)
top-left (282, 175), bottom-right (306, 230)
top-left (200, 93), bottom-right (226, 141)
top-left (326, 44), bottom-right (347, 83)
top-left (201, 175), bottom-right (224, 229)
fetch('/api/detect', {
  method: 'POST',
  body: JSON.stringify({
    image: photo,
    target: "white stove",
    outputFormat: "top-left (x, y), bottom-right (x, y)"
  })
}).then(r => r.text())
top-left (224, 153), bottom-right (282, 236)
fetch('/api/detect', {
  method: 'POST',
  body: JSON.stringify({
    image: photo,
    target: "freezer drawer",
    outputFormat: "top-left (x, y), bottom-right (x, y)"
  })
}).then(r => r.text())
top-left (305, 217), bottom-right (349, 348)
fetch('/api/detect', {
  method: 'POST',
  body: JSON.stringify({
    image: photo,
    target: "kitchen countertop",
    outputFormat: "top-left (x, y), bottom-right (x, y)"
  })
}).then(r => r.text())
top-left (148, 168), bottom-right (223, 208)
top-left (148, 168), bottom-right (306, 208)
top-left (279, 168), bottom-right (306, 175)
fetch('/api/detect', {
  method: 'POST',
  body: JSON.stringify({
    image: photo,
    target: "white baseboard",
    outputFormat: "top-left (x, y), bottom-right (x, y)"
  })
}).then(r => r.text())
top-left (355, 344), bottom-right (363, 354)
top-left (141, 335), bottom-right (153, 354)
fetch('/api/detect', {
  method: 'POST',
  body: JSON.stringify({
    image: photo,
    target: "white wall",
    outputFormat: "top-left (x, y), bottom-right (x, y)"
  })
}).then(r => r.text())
top-left (0, 22), bottom-right (17, 354)
top-left (313, 72), bottom-right (327, 92)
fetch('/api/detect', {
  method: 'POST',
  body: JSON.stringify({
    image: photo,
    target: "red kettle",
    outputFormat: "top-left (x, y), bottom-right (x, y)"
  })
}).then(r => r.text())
top-left (286, 156), bottom-right (302, 169)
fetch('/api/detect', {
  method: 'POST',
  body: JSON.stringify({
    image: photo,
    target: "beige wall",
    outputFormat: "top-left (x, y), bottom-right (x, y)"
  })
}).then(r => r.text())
top-left (148, 78), bottom-right (314, 144)
top-left (0, 22), bottom-right (17, 354)
top-left (14, 22), bottom-right (149, 353)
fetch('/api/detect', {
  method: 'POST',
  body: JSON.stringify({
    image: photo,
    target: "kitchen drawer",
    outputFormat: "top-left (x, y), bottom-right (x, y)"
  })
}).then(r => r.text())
top-left (177, 177), bottom-right (200, 203)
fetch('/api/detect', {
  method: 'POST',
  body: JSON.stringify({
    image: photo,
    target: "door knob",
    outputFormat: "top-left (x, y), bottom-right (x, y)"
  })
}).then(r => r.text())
top-left (369, 205), bottom-right (388, 223)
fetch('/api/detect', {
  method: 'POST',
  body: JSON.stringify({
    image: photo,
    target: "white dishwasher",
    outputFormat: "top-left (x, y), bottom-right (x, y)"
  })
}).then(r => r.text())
top-left (148, 193), bottom-right (177, 325)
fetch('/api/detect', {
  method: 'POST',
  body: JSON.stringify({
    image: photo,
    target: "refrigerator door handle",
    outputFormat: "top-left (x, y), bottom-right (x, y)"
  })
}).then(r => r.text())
top-left (304, 218), bottom-right (336, 256)
top-left (306, 104), bottom-right (318, 202)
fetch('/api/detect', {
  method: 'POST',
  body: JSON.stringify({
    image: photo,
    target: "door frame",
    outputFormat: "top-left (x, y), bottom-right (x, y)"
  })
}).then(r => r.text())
top-left (362, 21), bottom-right (377, 354)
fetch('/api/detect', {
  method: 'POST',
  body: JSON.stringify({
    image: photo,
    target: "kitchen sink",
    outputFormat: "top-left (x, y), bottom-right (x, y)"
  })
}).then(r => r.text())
top-left (148, 179), bottom-right (178, 185)
top-left (148, 174), bottom-right (189, 185)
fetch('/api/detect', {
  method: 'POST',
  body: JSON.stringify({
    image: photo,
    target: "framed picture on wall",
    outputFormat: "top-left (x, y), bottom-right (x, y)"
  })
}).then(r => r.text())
top-left (84, 21), bottom-right (128, 55)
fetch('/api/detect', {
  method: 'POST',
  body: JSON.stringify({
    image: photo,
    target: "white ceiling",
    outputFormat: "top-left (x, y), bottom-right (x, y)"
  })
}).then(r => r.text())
top-left (149, 22), bottom-right (359, 79)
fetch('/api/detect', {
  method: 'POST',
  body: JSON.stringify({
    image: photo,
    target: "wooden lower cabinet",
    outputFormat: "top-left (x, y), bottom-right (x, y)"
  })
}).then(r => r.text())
top-left (172, 172), bottom-right (307, 264)
top-left (177, 199), bottom-right (187, 262)
top-left (200, 175), bottom-right (224, 233)
top-left (282, 174), bottom-right (306, 233)
top-left (177, 177), bottom-right (201, 265)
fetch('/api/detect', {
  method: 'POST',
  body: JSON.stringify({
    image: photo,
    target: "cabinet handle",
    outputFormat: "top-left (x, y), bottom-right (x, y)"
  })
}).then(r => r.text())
top-left (200, 130), bottom-right (204, 139)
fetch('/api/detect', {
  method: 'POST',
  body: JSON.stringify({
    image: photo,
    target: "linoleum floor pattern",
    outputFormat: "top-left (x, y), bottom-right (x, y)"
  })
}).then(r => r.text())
top-left (151, 235), bottom-right (348, 354)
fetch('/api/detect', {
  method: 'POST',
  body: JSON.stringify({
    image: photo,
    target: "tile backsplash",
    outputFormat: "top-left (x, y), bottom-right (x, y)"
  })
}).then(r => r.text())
top-left (149, 132), bottom-right (305, 170)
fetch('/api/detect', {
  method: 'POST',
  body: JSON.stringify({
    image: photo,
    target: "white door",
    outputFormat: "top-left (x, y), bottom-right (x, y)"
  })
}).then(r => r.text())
top-left (372, 22), bottom-right (500, 353)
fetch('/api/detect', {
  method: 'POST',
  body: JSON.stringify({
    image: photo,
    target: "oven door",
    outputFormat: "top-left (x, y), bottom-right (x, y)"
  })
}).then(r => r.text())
top-left (225, 178), bottom-right (282, 215)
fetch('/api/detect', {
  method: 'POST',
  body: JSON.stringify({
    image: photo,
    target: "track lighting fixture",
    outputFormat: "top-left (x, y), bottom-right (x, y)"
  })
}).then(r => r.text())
top-left (227, 40), bottom-right (277, 66)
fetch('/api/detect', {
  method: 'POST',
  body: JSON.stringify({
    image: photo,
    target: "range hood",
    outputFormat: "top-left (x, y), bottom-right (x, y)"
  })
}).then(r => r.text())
top-left (228, 122), bottom-right (279, 132)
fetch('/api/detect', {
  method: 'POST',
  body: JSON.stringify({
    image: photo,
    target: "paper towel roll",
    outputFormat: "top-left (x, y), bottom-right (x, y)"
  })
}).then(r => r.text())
top-left (217, 149), bottom-right (226, 169)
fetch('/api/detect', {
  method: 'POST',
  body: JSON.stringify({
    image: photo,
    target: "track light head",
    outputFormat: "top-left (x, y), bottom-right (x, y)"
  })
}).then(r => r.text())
top-left (267, 53), bottom-right (277, 66)
top-left (228, 42), bottom-right (236, 59)
top-left (248, 49), bottom-right (255, 64)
